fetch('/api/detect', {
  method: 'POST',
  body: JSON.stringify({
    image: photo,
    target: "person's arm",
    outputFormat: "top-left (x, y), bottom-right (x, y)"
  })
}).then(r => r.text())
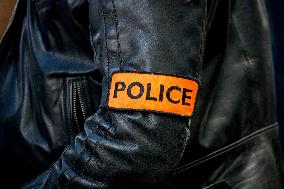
top-left (23, 0), bottom-right (206, 188)
top-left (0, 0), bottom-right (16, 40)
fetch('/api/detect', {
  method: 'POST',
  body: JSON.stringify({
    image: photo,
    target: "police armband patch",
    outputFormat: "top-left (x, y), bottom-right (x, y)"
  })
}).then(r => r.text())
top-left (108, 72), bottom-right (199, 117)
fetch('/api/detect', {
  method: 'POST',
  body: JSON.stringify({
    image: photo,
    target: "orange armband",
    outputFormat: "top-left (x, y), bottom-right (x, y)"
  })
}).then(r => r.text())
top-left (108, 72), bottom-right (199, 117)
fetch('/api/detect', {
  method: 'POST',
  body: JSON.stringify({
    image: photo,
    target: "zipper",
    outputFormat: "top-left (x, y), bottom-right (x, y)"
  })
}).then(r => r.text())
top-left (72, 80), bottom-right (88, 134)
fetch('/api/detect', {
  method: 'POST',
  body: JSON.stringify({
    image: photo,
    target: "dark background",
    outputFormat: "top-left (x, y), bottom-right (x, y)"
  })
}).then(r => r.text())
top-left (268, 0), bottom-right (284, 152)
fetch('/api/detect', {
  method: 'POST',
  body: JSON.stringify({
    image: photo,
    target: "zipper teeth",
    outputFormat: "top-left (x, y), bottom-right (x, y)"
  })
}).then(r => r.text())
top-left (72, 81), bottom-right (81, 133)
top-left (72, 81), bottom-right (88, 134)
top-left (77, 82), bottom-right (87, 120)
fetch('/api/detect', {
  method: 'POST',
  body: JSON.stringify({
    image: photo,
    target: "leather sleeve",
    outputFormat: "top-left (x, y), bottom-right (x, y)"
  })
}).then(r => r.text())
top-left (23, 0), bottom-right (206, 188)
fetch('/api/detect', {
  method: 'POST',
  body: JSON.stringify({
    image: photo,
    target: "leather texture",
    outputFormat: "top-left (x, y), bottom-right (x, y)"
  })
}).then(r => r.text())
top-left (0, 0), bottom-right (283, 188)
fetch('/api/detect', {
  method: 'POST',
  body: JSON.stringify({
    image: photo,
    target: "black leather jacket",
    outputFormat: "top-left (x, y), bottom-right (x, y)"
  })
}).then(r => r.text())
top-left (0, 0), bottom-right (283, 188)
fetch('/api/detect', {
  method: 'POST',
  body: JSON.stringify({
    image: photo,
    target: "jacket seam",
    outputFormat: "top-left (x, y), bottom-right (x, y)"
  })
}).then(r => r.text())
top-left (173, 122), bottom-right (278, 175)
top-left (99, 0), bottom-right (110, 79)
top-left (197, 0), bottom-right (208, 79)
top-left (111, 0), bottom-right (123, 70)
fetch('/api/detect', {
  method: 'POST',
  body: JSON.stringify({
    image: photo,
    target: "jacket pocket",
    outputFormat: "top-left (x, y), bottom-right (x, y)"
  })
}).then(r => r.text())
top-left (65, 78), bottom-right (90, 142)
top-left (71, 79), bottom-right (88, 134)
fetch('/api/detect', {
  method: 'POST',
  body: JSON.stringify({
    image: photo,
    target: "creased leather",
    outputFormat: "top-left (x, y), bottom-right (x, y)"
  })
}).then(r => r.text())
top-left (0, 0), bottom-right (283, 189)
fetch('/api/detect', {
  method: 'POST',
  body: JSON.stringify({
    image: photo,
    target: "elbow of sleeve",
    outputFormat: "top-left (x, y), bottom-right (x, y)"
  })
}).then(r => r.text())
top-left (70, 110), bottom-right (191, 179)
top-left (136, 131), bottom-right (189, 176)
top-left (102, 113), bottom-right (191, 177)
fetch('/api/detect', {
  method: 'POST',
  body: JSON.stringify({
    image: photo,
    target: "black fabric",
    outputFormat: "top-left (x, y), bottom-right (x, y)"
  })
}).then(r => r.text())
top-left (0, 0), bottom-right (283, 188)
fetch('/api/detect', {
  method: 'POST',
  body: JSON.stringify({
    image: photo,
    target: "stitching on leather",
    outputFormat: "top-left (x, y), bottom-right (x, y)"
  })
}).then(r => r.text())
top-left (99, 0), bottom-right (112, 108)
top-left (173, 122), bottom-right (278, 174)
top-left (197, 0), bottom-right (207, 79)
top-left (85, 111), bottom-right (115, 159)
top-left (111, 0), bottom-right (123, 70)
top-left (99, 0), bottom-right (110, 78)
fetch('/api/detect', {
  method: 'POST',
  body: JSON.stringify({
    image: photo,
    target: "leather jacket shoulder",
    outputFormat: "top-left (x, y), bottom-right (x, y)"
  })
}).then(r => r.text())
top-left (0, 0), bottom-right (283, 188)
